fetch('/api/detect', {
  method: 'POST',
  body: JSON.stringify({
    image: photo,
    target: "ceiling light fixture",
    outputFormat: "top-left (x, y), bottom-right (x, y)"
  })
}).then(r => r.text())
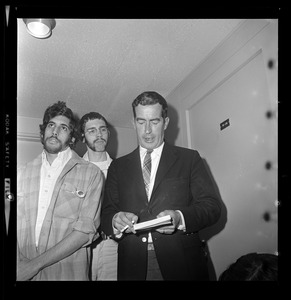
top-left (23, 19), bottom-right (56, 39)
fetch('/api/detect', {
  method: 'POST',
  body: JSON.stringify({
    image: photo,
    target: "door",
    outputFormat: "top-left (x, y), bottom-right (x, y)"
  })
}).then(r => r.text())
top-left (185, 20), bottom-right (278, 279)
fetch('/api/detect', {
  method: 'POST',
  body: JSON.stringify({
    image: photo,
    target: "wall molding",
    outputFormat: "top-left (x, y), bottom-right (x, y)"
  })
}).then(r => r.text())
top-left (17, 132), bottom-right (40, 142)
top-left (17, 116), bottom-right (42, 142)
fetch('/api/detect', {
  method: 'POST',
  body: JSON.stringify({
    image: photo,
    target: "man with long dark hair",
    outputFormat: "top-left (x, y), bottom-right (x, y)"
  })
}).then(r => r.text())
top-left (17, 101), bottom-right (103, 280)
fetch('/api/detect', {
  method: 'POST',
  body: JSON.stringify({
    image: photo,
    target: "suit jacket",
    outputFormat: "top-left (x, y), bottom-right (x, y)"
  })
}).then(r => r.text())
top-left (17, 150), bottom-right (103, 280)
top-left (101, 142), bottom-right (221, 280)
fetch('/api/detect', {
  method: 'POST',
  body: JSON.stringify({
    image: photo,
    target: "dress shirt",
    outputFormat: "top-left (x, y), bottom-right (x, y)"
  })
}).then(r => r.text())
top-left (35, 147), bottom-right (72, 247)
top-left (139, 143), bottom-right (186, 242)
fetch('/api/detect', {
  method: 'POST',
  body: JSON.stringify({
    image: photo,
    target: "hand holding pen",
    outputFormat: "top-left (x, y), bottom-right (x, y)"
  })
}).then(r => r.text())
top-left (113, 211), bottom-right (138, 238)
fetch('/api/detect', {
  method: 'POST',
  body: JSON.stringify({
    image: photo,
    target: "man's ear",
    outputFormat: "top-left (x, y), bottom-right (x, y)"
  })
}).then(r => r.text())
top-left (164, 117), bottom-right (170, 130)
top-left (40, 133), bottom-right (44, 144)
top-left (132, 118), bottom-right (136, 129)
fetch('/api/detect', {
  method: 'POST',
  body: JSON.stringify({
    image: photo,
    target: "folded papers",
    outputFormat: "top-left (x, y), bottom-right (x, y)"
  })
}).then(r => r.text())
top-left (133, 215), bottom-right (172, 231)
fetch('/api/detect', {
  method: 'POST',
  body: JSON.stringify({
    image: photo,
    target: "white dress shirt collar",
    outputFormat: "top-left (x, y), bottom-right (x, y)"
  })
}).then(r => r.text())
top-left (139, 142), bottom-right (164, 160)
top-left (42, 146), bottom-right (72, 168)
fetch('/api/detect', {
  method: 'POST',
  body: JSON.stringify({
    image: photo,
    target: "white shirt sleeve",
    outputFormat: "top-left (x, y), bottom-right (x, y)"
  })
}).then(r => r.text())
top-left (175, 210), bottom-right (186, 231)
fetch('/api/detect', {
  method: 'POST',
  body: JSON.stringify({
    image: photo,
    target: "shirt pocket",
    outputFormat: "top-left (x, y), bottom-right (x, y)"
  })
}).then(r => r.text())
top-left (54, 182), bottom-right (86, 219)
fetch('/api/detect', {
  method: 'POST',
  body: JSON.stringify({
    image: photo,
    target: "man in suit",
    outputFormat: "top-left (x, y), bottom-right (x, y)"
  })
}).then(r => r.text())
top-left (17, 101), bottom-right (103, 280)
top-left (101, 91), bottom-right (221, 280)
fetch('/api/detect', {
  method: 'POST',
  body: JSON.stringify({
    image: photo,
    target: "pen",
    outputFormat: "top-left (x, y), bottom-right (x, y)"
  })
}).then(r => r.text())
top-left (120, 220), bottom-right (135, 233)
top-left (120, 224), bottom-right (129, 233)
top-left (116, 220), bottom-right (135, 238)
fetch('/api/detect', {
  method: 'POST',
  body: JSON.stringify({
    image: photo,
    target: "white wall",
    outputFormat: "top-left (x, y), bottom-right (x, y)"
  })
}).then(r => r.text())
top-left (166, 19), bottom-right (278, 280)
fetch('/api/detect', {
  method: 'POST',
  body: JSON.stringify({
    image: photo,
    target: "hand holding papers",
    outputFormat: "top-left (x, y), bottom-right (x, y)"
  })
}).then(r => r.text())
top-left (133, 215), bottom-right (172, 231)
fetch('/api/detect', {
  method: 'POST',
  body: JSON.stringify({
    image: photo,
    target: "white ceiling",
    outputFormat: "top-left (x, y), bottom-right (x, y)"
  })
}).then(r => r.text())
top-left (17, 18), bottom-right (244, 128)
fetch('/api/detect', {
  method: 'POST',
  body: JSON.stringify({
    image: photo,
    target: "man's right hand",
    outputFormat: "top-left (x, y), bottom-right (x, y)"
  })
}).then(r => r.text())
top-left (113, 211), bottom-right (138, 234)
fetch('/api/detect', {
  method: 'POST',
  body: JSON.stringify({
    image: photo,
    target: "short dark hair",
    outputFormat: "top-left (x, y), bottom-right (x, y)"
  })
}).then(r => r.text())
top-left (132, 91), bottom-right (168, 119)
top-left (79, 112), bottom-right (109, 136)
top-left (39, 101), bottom-right (79, 148)
top-left (219, 253), bottom-right (278, 281)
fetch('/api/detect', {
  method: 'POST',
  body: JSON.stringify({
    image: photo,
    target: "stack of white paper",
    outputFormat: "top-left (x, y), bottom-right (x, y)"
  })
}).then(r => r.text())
top-left (133, 215), bottom-right (172, 231)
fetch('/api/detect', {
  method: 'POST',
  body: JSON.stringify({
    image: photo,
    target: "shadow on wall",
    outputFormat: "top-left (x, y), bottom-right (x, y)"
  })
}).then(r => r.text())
top-left (164, 103), bottom-right (180, 145)
top-left (200, 158), bottom-right (227, 281)
top-left (165, 104), bottom-right (227, 280)
top-left (106, 123), bottom-right (118, 159)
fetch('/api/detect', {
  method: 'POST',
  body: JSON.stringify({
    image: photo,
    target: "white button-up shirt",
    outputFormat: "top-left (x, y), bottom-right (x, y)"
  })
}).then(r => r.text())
top-left (139, 143), bottom-right (185, 242)
top-left (35, 147), bottom-right (72, 247)
top-left (114, 142), bottom-right (185, 240)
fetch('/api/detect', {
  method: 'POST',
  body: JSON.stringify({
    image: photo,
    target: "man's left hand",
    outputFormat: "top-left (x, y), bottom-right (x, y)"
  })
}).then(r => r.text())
top-left (155, 210), bottom-right (181, 234)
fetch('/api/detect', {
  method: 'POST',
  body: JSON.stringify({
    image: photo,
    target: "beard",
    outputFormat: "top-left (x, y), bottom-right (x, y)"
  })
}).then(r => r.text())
top-left (87, 138), bottom-right (107, 152)
top-left (44, 136), bottom-right (70, 154)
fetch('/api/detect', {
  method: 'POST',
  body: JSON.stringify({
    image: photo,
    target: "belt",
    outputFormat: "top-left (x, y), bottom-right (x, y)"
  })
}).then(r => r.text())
top-left (147, 243), bottom-right (155, 251)
top-left (100, 231), bottom-right (113, 240)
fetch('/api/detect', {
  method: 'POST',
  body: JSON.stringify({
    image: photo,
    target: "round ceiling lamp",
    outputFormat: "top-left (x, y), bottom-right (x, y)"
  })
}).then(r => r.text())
top-left (23, 19), bottom-right (56, 39)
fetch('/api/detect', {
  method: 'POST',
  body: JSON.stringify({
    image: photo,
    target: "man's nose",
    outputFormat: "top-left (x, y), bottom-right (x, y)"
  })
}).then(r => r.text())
top-left (52, 126), bottom-right (59, 136)
top-left (145, 122), bottom-right (152, 134)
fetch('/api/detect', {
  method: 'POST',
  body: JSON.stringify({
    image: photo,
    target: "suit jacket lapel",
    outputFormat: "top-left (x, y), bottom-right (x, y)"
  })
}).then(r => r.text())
top-left (151, 143), bottom-right (178, 200)
top-left (126, 147), bottom-right (149, 204)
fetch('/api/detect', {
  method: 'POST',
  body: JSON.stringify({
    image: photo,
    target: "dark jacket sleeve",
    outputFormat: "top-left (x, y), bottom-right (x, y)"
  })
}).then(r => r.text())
top-left (180, 150), bottom-right (221, 233)
top-left (100, 160), bottom-right (120, 236)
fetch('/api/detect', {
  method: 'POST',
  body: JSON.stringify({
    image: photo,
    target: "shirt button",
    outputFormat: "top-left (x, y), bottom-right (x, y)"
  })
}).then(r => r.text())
top-left (142, 237), bottom-right (147, 243)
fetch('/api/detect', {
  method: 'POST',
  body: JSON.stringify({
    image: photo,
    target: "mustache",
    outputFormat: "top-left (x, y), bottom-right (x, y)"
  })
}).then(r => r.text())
top-left (46, 136), bottom-right (60, 143)
top-left (94, 138), bottom-right (106, 143)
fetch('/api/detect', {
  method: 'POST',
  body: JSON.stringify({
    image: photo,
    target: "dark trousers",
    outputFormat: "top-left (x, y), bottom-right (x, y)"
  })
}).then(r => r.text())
top-left (146, 243), bottom-right (163, 280)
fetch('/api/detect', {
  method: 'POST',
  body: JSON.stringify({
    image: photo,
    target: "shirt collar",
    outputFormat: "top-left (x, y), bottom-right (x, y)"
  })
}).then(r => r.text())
top-left (139, 142), bottom-right (164, 158)
top-left (42, 146), bottom-right (72, 168)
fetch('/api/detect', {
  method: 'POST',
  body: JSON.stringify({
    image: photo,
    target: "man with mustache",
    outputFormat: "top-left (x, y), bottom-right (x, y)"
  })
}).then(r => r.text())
top-left (79, 112), bottom-right (116, 280)
top-left (17, 101), bottom-right (103, 280)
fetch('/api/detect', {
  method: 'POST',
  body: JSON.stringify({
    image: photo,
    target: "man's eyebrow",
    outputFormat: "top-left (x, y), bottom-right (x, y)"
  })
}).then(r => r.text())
top-left (136, 117), bottom-right (161, 121)
top-left (59, 123), bottom-right (70, 128)
top-left (48, 121), bottom-right (70, 128)
top-left (87, 125), bottom-right (107, 129)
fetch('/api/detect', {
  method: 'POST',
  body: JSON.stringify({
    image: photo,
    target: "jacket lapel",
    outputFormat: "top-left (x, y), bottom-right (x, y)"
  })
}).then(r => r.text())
top-left (126, 147), bottom-right (149, 204)
top-left (151, 143), bottom-right (178, 200)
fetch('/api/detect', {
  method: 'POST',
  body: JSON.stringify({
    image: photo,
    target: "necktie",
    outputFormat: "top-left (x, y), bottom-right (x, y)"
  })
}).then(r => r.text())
top-left (143, 150), bottom-right (153, 198)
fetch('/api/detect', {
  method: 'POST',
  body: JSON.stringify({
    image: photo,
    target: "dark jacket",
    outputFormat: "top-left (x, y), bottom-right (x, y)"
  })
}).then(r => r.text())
top-left (101, 142), bottom-right (221, 280)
